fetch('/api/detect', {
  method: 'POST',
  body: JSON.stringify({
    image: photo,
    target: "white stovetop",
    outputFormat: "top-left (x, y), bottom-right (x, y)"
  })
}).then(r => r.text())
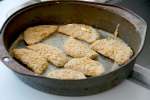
top-left (0, 0), bottom-right (150, 100)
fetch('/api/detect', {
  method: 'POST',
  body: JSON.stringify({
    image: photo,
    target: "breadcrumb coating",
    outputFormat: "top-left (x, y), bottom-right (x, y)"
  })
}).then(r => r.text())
top-left (13, 48), bottom-right (48, 74)
top-left (64, 37), bottom-right (98, 59)
top-left (27, 43), bottom-right (69, 67)
top-left (47, 69), bottom-right (86, 80)
top-left (91, 38), bottom-right (133, 64)
top-left (64, 57), bottom-right (105, 76)
top-left (58, 24), bottom-right (100, 43)
top-left (24, 25), bottom-right (58, 45)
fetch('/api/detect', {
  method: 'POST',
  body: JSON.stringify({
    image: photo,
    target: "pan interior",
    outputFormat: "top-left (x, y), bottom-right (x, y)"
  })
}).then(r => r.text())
top-left (2, 2), bottom-right (141, 76)
top-left (10, 28), bottom-right (119, 77)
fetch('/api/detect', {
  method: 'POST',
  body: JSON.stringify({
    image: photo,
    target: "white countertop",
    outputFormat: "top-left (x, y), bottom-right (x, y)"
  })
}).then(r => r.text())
top-left (0, 0), bottom-right (150, 100)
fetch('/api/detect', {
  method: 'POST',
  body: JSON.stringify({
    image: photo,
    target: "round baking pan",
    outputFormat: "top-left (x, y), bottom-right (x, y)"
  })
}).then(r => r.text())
top-left (0, 1), bottom-right (147, 96)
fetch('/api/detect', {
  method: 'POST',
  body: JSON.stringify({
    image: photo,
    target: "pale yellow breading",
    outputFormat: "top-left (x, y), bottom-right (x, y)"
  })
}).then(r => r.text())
top-left (64, 37), bottom-right (98, 59)
top-left (27, 43), bottom-right (69, 67)
top-left (58, 24), bottom-right (100, 43)
top-left (24, 25), bottom-right (58, 45)
top-left (64, 57), bottom-right (105, 76)
top-left (47, 69), bottom-right (86, 80)
top-left (91, 38), bottom-right (133, 64)
top-left (13, 48), bottom-right (48, 74)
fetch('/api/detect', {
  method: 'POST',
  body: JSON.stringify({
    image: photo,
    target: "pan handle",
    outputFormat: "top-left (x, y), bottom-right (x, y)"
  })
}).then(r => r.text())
top-left (0, 36), bottom-right (34, 75)
top-left (0, 37), bottom-right (8, 61)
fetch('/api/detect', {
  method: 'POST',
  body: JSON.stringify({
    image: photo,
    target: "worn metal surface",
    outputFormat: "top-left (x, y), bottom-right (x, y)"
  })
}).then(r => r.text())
top-left (0, 1), bottom-right (147, 96)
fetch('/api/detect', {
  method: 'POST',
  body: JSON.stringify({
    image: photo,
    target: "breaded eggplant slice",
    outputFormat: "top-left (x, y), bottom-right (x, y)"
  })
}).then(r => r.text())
top-left (24, 25), bottom-right (58, 45)
top-left (13, 48), bottom-right (48, 74)
top-left (64, 57), bottom-right (105, 76)
top-left (58, 24), bottom-right (100, 43)
top-left (47, 69), bottom-right (86, 80)
top-left (91, 38), bottom-right (133, 64)
top-left (64, 37), bottom-right (98, 59)
top-left (27, 43), bottom-right (69, 67)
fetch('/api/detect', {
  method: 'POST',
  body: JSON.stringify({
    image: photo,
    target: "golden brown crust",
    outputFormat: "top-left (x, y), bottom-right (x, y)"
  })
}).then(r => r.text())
top-left (47, 69), bottom-right (86, 80)
top-left (64, 57), bottom-right (105, 76)
top-left (27, 43), bottom-right (69, 67)
top-left (64, 37), bottom-right (98, 59)
top-left (91, 38), bottom-right (133, 64)
top-left (24, 25), bottom-right (58, 45)
top-left (58, 24), bottom-right (100, 43)
top-left (13, 48), bottom-right (48, 74)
